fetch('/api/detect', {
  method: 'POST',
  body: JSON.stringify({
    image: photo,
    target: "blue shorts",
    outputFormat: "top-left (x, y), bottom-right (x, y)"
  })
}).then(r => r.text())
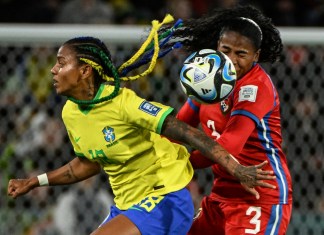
top-left (100, 188), bottom-right (194, 235)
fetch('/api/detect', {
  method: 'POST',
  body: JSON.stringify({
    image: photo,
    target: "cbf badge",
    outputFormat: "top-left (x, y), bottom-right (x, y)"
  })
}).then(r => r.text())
top-left (102, 126), bottom-right (115, 143)
top-left (220, 98), bottom-right (231, 115)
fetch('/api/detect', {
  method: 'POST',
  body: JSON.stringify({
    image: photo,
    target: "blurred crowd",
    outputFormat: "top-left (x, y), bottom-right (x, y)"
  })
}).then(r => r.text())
top-left (0, 0), bottom-right (323, 26)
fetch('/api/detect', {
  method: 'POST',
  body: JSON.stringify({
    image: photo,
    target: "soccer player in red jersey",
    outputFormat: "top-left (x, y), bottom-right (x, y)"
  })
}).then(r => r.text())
top-left (170, 5), bottom-right (293, 235)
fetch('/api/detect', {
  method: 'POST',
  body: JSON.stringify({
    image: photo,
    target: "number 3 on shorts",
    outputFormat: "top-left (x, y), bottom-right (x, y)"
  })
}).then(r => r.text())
top-left (245, 206), bottom-right (261, 234)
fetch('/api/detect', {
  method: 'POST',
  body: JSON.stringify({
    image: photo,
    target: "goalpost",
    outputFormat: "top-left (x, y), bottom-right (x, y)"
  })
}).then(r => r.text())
top-left (0, 24), bottom-right (323, 44)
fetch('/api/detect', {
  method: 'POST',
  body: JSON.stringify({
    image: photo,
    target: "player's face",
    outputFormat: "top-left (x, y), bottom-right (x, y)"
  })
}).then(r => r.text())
top-left (217, 30), bottom-right (260, 79)
top-left (51, 45), bottom-right (84, 97)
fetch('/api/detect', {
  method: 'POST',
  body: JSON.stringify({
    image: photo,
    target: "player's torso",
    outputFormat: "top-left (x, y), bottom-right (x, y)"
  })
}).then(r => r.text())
top-left (64, 102), bottom-right (152, 166)
top-left (198, 98), bottom-right (232, 140)
top-left (199, 65), bottom-right (284, 160)
top-left (199, 65), bottom-right (292, 204)
top-left (62, 85), bottom-right (193, 209)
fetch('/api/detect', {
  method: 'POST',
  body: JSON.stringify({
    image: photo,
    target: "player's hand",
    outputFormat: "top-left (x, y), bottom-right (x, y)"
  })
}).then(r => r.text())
top-left (234, 161), bottom-right (276, 199)
top-left (7, 178), bottom-right (34, 199)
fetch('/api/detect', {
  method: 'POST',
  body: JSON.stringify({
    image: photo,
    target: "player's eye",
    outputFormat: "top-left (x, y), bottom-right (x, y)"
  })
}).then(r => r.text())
top-left (57, 60), bottom-right (65, 67)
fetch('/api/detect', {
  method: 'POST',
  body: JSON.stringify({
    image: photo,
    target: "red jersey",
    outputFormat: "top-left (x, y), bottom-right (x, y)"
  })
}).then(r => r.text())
top-left (177, 64), bottom-right (292, 205)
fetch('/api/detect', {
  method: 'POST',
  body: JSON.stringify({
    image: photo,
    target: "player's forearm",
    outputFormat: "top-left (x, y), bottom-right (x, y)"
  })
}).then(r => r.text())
top-left (7, 157), bottom-right (101, 199)
top-left (186, 130), bottom-right (239, 176)
top-left (36, 157), bottom-right (101, 187)
top-left (162, 115), bottom-right (239, 176)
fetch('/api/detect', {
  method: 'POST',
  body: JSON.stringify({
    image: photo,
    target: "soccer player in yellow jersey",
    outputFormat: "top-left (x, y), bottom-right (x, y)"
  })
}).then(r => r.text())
top-left (7, 35), bottom-right (276, 235)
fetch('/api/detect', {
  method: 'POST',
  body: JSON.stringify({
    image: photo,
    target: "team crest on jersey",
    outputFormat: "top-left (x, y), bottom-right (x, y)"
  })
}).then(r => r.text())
top-left (139, 101), bottom-right (161, 116)
top-left (220, 98), bottom-right (231, 114)
top-left (102, 126), bottom-right (115, 143)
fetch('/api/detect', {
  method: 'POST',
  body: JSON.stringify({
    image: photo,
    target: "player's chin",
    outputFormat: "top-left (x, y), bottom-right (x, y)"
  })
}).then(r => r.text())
top-left (53, 86), bottom-right (64, 96)
top-left (53, 88), bottom-right (61, 95)
top-left (53, 83), bottom-right (62, 93)
top-left (236, 70), bottom-right (243, 79)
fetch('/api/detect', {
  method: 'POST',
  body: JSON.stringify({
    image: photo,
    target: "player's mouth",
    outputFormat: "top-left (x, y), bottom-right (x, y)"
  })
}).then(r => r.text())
top-left (53, 79), bottom-right (58, 87)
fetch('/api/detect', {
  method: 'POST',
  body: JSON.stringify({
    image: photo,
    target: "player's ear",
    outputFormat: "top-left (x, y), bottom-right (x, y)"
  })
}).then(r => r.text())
top-left (80, 64), bottom-right (92, 77)
top-left (254, 49), bottom-right (261, 62)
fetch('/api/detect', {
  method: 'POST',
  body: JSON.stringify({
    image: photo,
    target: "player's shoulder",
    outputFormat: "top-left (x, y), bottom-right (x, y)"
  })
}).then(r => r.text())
top-left (96, 85), bottom-right (140, 108)
top-left (62, 100), bottom-right (76, 114)
top-left (238, 65), bottom-right (274, 90)
top-left (116, 86), bottom-right (139, 99)
top-left (243, 64), bottom-right (270, 82)
top-left (233, 65), bottom-right (276, 103)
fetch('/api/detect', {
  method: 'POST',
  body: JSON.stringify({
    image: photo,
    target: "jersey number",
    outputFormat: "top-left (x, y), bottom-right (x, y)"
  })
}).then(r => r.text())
top-left (88, 149), bottom-right (119, 164)
top-left (207, 120), bottom-right (220, 139)
top-left (245, 206), bottom-right (261, 234)
top-left (138, 196), bottom-right (164, 212)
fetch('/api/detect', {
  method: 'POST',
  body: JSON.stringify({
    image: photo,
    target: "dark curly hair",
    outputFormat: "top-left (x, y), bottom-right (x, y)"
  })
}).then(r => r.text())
top-left (162, 5), bottom-right (282, 63)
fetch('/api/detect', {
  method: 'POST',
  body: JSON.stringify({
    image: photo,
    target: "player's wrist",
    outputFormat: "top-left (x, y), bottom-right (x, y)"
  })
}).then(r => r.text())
top-left (37, 173), bottom-right (49, 186)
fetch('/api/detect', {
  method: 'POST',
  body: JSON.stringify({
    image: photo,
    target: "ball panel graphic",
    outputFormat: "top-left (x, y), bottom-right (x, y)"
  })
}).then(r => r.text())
top-left (180, 49), bottom-right (237, 104)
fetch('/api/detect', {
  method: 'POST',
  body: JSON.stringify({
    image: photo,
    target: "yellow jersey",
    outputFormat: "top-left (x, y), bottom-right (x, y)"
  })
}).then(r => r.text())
top-left (62, 84), bottom-right (194, 210)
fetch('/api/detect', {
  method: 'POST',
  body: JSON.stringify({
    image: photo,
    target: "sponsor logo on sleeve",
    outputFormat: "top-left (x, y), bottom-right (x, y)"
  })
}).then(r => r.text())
top-left (238, 85), bottom-right (258, 102)
top-left (139, 101), bottom-right (162, 116)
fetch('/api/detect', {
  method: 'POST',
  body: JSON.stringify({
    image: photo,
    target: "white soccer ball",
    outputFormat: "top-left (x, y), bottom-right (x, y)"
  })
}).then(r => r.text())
top-left (179, 49), bottom-right (237, 104)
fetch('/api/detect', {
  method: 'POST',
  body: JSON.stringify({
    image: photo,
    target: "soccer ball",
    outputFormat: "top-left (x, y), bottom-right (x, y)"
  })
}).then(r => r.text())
top-left (179, 49), bottom-right (237, 104)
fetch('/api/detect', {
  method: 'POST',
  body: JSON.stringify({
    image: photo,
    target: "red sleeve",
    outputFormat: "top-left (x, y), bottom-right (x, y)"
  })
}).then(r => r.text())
top-left (176, 98), bottom-right (201, 127)
top-left (190, 149), bottom-right (215, 169)
top-left (190, 115), bottom-right (255, 168)
top-left (217, 114), bottom-right (255, 156)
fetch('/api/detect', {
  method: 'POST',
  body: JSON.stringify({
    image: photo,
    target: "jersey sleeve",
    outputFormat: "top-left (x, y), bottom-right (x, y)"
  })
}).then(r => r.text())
top-left (120, 89), bottom-right (174, 134)
top-left (190, 116), bottom-right (255, 167)
top-left (217, 115), bottom-right (256, 156)
top-left (176, 98), bottom-right (201, 127)
top-left (232, 79), bottom-right (276, 125)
